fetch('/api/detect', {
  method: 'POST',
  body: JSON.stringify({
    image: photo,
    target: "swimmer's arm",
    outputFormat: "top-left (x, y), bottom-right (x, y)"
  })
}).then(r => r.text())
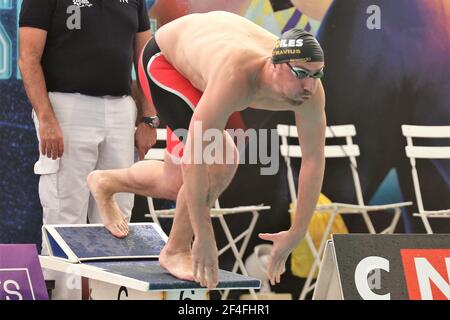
top-left (181, 81), bottom-right (243, 239)
top-left (291, 83), bottom-right (326, 239)
top-left (133, 30), bottom-right (157, 122)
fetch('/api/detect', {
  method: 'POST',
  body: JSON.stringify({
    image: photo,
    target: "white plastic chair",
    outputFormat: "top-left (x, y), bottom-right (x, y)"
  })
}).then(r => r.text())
top-left (277, 124), bottom-right (412, 299)
top-left (402, 125), bottom-right (450, 234)
top-left (144, 128), bottom-right (271, 300)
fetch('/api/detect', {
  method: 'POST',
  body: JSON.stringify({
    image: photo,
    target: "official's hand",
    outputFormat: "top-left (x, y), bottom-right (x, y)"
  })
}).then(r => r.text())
top-left (135, 123), bottom-right (157, 160)
top-left (39, 116), bottom-right (64, 160)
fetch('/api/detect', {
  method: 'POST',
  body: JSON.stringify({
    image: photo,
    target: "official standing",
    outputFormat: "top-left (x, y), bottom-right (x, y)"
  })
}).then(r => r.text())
top-left (18, 0), bottom-right (158, 299)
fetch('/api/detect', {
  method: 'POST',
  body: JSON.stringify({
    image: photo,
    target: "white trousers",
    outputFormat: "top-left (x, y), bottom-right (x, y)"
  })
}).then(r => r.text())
top-left (33, 92), bottom-right (137, 299)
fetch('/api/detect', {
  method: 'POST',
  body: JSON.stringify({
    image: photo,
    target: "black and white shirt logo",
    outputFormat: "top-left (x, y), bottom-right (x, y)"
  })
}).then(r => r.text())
top-left (73, 0), bottom-right (93, 8)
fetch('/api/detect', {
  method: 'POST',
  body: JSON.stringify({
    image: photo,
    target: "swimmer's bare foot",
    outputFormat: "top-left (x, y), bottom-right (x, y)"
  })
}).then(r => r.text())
top-left (87, 170), bottom-right (129, 238)
top-left (159, 246), bottom-right (195, 282)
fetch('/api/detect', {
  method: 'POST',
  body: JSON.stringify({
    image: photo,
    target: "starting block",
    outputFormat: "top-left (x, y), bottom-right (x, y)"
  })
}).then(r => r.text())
top-left (40, 223), bottom-right (260, 300)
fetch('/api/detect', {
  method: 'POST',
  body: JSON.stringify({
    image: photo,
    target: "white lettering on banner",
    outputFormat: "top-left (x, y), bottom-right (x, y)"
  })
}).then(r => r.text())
top-left (414, 257), bottom-right (450, 300)
top-left (2, 280), bottom-right (23, 300)
top-left (354, 256), bottom-right (390, 300)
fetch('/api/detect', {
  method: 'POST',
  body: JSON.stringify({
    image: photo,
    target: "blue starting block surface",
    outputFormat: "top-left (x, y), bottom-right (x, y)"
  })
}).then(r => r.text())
top-left (43, 223), bottom-right (167, 262)
top-left (85, 259), bottom-right (260, 291)
top-left (40, 223), bottom-right (260, 294)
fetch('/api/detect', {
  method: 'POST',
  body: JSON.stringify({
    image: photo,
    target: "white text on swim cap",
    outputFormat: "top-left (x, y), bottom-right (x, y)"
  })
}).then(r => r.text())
top-left (280, 39), bottom-right (304, 48)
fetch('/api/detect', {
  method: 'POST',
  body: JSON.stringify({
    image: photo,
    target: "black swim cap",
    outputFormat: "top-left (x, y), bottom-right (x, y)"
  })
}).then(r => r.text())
top-left (272, 28), bottom-right (324, 64)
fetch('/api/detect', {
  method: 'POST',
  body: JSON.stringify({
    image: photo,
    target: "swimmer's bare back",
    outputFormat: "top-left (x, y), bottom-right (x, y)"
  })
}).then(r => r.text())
top-left (155, 11), bottom-right (276, 97)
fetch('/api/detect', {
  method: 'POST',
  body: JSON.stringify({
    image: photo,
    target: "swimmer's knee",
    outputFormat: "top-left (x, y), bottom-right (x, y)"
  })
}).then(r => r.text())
top-left (167, 178), bottom-right (182, 200)
top-left (208, 163), bottom-right (236, 192)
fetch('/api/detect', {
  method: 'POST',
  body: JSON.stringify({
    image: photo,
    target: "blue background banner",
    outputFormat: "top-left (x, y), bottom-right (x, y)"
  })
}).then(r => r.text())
top-left (1, 1), bottom-right (449, 286)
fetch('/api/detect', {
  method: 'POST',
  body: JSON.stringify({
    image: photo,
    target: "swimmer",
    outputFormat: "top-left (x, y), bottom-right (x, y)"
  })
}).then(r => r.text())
top-left (88, 11), bottom-right (326, 289)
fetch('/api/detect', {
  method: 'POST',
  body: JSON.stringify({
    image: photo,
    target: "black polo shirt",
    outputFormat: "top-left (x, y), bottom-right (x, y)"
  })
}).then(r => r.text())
top-left (19, 0), bottom-right (150, 97)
